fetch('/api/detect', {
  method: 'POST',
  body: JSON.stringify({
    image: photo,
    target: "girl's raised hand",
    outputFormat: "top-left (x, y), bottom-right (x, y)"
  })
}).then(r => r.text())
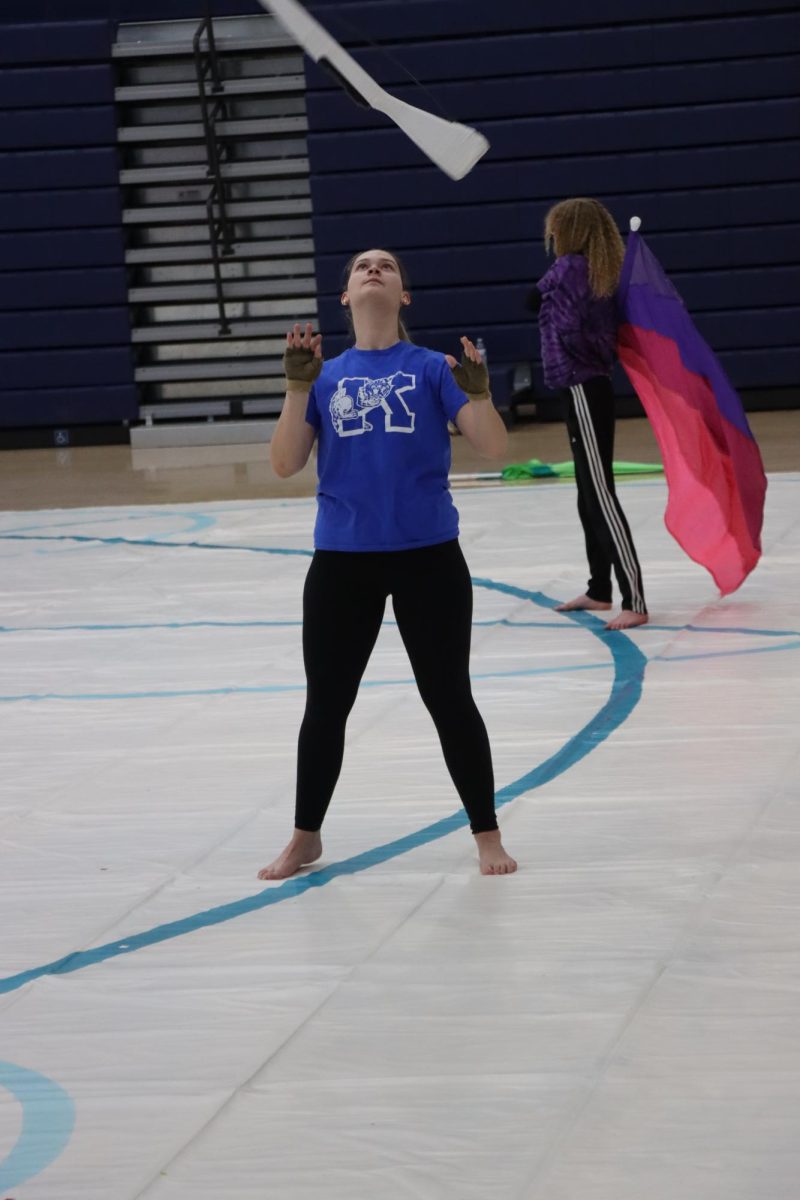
top-left (286, 321), bottom-right (322, 356)
top-left (459, 335), bottom-right (482, 364)
top-left (447, 335), bottom-right (490, 399)
top-left (284, 322), bottom-right (323, 392)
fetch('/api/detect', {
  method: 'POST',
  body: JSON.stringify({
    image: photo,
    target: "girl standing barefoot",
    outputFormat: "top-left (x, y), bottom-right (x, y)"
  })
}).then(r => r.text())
top-left (530, 199), bottom-right (649, 631)
top-left (259, 249), bottom-right (516, 880)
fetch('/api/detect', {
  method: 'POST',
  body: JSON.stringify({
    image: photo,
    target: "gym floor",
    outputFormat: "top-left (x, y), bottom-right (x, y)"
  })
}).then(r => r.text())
top-left (1, 409), bottom-right (798, 511)
top-left (2, 411), bottom-right (799, 1198)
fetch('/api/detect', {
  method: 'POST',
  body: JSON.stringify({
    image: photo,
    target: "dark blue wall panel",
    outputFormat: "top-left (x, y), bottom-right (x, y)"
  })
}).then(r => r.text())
top-left (0, 308), bottom-right (132, 351)
top-left (305, 14), bottom-right (800, 83)
top-left (0, 229), bottom-right (126, 271)
top-left (0, 21), bottom-right (113, 66)
top-left (0, 2), bottom-right (261, 23)
top-left (0, 148), bottom-right (119, 191)
top-left (0, 188), bottom-right (127, 231)
top-left (307, 61), bottom-right (800, 132)
top-left (308, 100), bottom-right (799, 174)
top-left (0, 3), bottom-right (273, 429)
top-left (0, 17), bottom-right (135, 427)
top-left (300, 0), bottom-right (798, 33)
top-left (0, 385), bottom-right (138, 428)
top-left (313, 183), bottom-right (800, 253)
top-left (305, 0), bottom-right (800, 402)
top-left (0, 106), bottom-right (119, 150)
top-left (316, 229), bottom-right (798, 293)
top-left (1, 0), bottom-right (797, 429)
top-left (310, 144), bottom-right (797, 215)
top-left (2, 348), bottom-right (134, 389)
top-left (0, 268), bottom-right (129, 312)
top-left (0, 64), bottom-right (114, 108)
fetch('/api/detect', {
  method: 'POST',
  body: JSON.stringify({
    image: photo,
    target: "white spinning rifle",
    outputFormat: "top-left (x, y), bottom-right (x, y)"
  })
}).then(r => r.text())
top-left (260, 0), bottom-right (490, 180)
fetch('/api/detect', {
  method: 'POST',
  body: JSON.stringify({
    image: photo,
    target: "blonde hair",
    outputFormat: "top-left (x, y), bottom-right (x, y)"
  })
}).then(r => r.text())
top-left (544, 198), bottom-right (624, 298)
top-left (342, 249), bottom-right (412, 342)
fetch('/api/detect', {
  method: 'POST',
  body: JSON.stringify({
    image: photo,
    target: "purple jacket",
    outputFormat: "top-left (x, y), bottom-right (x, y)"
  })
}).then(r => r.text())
top-left (536, 254), bottom-right (619, 391)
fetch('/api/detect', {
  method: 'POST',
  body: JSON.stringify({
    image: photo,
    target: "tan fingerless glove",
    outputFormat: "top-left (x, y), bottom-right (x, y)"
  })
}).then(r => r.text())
top-left (284, 344), bottom-right (322, 394)
top-left (449, 356), bottom-right (491, 401)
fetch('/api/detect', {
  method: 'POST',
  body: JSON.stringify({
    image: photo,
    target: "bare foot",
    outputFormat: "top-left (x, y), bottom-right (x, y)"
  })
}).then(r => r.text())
top-left (555, 594), bottom-right (612, 613)
top-left (605, 610), bottom-right (649, 631)
top-left (257, 829), bottom-right (322, 881)
top-left (474, 829), bottom-right (518, 876)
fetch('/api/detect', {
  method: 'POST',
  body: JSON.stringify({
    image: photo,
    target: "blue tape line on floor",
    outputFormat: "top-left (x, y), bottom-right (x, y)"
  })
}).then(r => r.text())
top-left (0, 569), bottom-right (645, 996)
top-left (0, 1062), bottom-right (75, 1191)
top-left (0, 536), bottom-right (645, 1189)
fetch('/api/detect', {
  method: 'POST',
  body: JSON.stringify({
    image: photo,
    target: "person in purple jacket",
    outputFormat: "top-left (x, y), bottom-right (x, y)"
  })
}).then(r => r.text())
top-left (529, 197), bottom-right (649, 631)
top-left (258, 248), bottom-right (517, 880)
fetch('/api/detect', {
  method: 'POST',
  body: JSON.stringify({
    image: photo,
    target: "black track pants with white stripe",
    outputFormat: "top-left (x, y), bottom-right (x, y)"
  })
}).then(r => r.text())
top-left (564, 376), bottom-right (647, 615)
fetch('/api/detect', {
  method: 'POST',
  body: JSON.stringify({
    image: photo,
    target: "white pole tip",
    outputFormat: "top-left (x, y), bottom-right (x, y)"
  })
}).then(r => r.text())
top-left (629, 216), bottom-right (642, 232)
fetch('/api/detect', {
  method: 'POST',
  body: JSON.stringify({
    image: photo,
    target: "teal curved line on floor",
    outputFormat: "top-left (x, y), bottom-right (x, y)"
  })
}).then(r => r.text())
top-left (646, 624), bottom-right (800, 638)
top-left (3, 534), bottom-right (798, 655)
top-left (2, 617), bottom-right (800, 639)
top-left (0, 1061), bottom-right (75, 1190)
top-left (0, 617), bottom-right (570, 634)
top-left (0, 511), bottom-right (216, 538)
top-left (0, 576), bottom-right (646, 996)
top-left (2, 640), bottom-right (796, 704)
top-left (0, 618), bottom-right (308, 634)
top-left (0, 662), bottom-right (615, 704)
top-left (0, 532), bottom-right (311, 555)
top-left (654, 639), bottom-right (800, 663)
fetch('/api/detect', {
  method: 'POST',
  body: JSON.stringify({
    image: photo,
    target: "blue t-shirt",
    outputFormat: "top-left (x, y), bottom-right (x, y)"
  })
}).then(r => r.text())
top-left (304, 341), bottom-right (468, 551)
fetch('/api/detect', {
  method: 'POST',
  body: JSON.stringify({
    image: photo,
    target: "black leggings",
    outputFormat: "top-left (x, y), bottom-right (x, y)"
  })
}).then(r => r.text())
top-left (295, 539), bottom-right (498, 834)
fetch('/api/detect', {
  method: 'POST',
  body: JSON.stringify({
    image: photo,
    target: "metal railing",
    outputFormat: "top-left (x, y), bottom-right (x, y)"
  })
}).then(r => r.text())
top-left (193, 12), bottom-right (234, 336)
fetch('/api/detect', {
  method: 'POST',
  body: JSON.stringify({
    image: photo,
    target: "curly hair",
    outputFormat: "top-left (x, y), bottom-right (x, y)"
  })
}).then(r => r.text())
top-left (544, 198), bottom-right (625, 298)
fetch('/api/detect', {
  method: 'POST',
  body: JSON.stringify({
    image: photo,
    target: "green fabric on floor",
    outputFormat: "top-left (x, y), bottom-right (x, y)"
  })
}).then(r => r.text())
top-left (501, 459), bottom-right (664, 481)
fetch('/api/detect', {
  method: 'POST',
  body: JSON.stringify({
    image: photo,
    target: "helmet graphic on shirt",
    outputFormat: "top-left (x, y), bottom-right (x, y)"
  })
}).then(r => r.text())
top-left (357, 376), bottom-right (395, 410)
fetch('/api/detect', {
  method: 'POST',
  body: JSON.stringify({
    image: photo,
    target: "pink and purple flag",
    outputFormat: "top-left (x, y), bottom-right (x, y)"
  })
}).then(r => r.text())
top-left (616, 225), bottom-right (766, 595)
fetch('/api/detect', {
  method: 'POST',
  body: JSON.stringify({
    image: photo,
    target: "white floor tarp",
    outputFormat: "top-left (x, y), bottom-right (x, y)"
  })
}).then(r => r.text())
top-left (1, 475), bottom-right (799, 1198)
